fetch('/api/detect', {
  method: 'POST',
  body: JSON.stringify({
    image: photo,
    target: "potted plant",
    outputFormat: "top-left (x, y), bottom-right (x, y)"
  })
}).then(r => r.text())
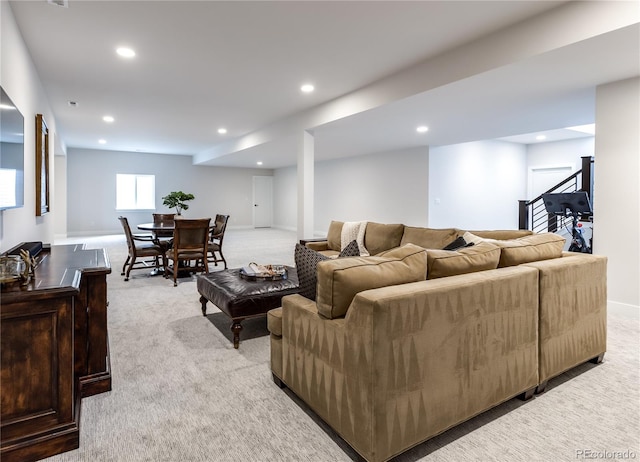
top-left (162, 191), bottom-right (195, 215)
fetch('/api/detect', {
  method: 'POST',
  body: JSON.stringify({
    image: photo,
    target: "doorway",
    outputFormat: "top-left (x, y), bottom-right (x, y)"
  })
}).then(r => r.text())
top-left (252, 176), bottom-right (273, 228)
top-left (528, 165), bottom-right (574, 199)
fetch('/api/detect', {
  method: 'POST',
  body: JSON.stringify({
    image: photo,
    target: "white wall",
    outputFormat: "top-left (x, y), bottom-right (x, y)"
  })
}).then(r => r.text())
top-left (526, 137), bottom-right (594, 198)
top-left (428, 140), bottom-right (527, 230)
top-left (311, 147), bottom-right (429, 235)
top-left (53, 155), bottom-right (67, 238)
top-left (0, 2), bottom-right (59, 252)
top-left (273, 166), bottom-right (297, 231)
top-left (594, 77), bottom-right (639, 311)
top-left (66, 148), bottom-right (272, 236)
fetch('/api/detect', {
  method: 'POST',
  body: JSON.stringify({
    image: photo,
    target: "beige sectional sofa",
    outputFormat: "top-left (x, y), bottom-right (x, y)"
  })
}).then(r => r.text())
top-left (267, 221), bottom-right (607, 462)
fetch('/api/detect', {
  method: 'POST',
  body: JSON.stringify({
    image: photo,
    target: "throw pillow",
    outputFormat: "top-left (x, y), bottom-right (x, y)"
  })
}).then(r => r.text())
top-left (442, 236), bottom-right (467, 251)
top-left (294, 240), bottom-right (360, 301)
top-left (462, 231), bottom-right (485, 245)
top-left (341, 221), bottom-right (369, 256)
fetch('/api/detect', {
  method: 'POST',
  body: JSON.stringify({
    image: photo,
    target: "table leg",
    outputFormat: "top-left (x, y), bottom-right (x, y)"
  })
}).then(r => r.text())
top-left (231, 321), bottom-right (243, 349)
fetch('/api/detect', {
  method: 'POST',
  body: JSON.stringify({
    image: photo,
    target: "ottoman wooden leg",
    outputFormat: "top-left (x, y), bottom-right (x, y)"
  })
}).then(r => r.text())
top-left (231, 321), bottom-right (243, 349)
top-left (200, 295), bottom-right (208, 316)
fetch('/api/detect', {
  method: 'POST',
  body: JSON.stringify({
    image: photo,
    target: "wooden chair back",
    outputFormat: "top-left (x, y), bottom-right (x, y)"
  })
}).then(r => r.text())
top-left (208, 214), bottom-right (230, 269)
top-left (165, 218), bottom-right (211, 286)
top-left (153, 213), bottom-right (176, 238)
top-left (210, 214), bottom-right (230, 243)
top-left (172, 218), bottom-right (211, 255)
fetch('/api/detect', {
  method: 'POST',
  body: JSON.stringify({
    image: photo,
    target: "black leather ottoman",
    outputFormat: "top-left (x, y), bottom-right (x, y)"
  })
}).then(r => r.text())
top-left (196, 267), bottom-right (299, 348)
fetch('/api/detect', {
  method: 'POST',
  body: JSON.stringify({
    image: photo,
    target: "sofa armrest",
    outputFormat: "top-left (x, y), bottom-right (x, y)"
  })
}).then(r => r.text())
top-left (301, 239), bottom-right (329, 251)
top-left (523, 253), bottom-right (607, 384)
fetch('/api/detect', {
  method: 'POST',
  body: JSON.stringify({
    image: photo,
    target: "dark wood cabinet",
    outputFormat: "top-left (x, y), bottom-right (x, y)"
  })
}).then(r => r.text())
top-left (1, 245), bottom-right (111, 462)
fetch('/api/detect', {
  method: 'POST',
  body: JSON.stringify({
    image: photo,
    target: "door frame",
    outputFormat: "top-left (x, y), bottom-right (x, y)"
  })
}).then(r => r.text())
top-left (527, 163), bottom-right (575, 199)
top-left (252, 175), bottom-right (273, 228)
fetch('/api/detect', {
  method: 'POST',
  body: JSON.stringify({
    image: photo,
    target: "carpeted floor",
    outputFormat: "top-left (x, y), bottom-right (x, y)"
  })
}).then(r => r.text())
top-left (43, 228), bottom-right (639, 462)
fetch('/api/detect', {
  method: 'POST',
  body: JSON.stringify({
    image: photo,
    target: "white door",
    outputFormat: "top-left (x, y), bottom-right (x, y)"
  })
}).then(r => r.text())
top-left (529, 165), bottom-right (574, 199)
top-left (253, 176), bottom-right (273, 228)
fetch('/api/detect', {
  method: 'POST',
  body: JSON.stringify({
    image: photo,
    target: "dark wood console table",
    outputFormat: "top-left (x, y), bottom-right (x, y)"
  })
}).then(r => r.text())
top-left (1, 244), bottom-right (112, 462)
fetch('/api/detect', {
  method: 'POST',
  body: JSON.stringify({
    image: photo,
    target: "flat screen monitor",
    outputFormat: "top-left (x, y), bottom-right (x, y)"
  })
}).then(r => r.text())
top-left (0, 86), bottom-right (25, 210)
top-left (542, 191), bottom-right (592, 216)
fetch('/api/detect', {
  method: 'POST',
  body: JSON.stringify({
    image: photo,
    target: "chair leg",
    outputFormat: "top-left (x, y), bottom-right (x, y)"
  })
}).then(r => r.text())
top-left (125, 256), bottom-right (135, 281)
top-left (173, 259), bottom-right (178, 286)
top-left (121, 256), bottom-right (130, 276)
top-left (219, 250), bottom-right (227, 269)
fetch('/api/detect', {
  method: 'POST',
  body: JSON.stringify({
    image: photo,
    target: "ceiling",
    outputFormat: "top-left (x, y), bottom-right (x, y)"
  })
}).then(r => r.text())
top-left (7, 1), bottom-right (640, 169)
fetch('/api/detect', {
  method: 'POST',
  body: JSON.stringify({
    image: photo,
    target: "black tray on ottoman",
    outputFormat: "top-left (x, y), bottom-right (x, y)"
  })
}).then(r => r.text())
top-left (196, 266), bottom-right (299, 348)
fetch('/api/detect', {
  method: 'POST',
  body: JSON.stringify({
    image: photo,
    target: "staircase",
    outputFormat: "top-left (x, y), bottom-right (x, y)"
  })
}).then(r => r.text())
top-left (518, 156), bottom-right (594, 236)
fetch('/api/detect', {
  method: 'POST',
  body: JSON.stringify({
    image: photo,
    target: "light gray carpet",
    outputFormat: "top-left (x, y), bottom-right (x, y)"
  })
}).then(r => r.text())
top-left (44, 228), bottom-right (639, 462)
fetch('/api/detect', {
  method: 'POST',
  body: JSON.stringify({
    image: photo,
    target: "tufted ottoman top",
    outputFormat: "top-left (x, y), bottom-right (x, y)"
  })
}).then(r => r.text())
top-left (196, 267), bottom-right (299, 320)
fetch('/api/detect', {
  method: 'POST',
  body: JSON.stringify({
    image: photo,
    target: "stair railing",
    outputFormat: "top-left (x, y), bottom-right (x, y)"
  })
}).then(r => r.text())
top-left (519, 156), bottom-right (594, 233)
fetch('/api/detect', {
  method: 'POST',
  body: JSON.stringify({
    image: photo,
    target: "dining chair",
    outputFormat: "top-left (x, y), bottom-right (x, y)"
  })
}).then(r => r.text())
top-left (152, 213), bottom-right (176, 239)
top-left (207, 214), bottom-right (230, 270)
top-left (118, 216), bottom-right (166, 281)
top-left (164, 218), bottom-right (211, 286)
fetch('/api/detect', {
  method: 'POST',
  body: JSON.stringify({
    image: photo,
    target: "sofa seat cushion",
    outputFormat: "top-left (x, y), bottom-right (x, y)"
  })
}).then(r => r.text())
top-left (400, 226), bottom-right (460, 250)
top-left (316, 243), bottom-right (427, 319)
top-left (267, 307), bottom-right (283, 337)
top-left (465, 232), bottom-right (565, 267)
top-left (426, 241), bottom-right (501, 279)
top-left (364, 222), bottom-right (405, 255)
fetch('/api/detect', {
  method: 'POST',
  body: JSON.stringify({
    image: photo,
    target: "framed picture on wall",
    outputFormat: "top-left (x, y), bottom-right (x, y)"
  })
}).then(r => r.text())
top-left (35, 113), bottom-right (49, 216)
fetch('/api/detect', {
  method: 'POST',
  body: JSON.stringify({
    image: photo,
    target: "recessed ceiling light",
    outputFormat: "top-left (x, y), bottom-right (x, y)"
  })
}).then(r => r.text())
top-left (103, 115), bottom-right (114, 123)
top-left (218, 128), bottom-right (227, 134)
top-left (257, 161), bottom-right (263, 166)
top-left (300, 84), bottom-right (314, 93)
top-left (536, 135), bottom-right (547, 141)
top-left (98, 139), bottom-right (107, 144)
top-left (116, 47), bottom-right (136, 58)
top-left (416, 125), bottom-right (429, 133)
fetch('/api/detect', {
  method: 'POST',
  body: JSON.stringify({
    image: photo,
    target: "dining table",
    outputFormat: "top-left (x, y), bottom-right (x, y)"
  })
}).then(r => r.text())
top-left (137, 221), bottom-right (176, 236)
top-left (137, 222), bottom-right (176, 276)
top-left (137, 219), bottom-right (214, 276)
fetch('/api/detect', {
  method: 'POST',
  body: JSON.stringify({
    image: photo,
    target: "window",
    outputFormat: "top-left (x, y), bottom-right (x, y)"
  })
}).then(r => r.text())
top-left (116, 174), bottom-right (155, 210)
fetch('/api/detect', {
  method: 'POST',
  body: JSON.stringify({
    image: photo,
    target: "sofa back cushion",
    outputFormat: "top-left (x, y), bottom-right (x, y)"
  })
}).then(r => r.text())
top-left (326, 221), bottom-right (344, 251)
top-left (316, 243), bottom-right (427, 319)
top-left (426, 241), bottom-right (501, 279)
top-left (400, 226), bottom-right (460, 250)
top-left (465, 229), bottom-right (533, 240)
top-left (364, 222), bottom-right (405, 255)
top-left (490, 233), bottom-right (566, 267)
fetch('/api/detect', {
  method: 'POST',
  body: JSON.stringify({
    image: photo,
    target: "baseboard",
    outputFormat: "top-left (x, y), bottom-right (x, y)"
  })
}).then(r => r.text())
top-left (67, 230), bottom-right (121, 237)
top-left (273, 225), bottom-right (296, 232)
top-left (608, 300), bottom-right (640, 320)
